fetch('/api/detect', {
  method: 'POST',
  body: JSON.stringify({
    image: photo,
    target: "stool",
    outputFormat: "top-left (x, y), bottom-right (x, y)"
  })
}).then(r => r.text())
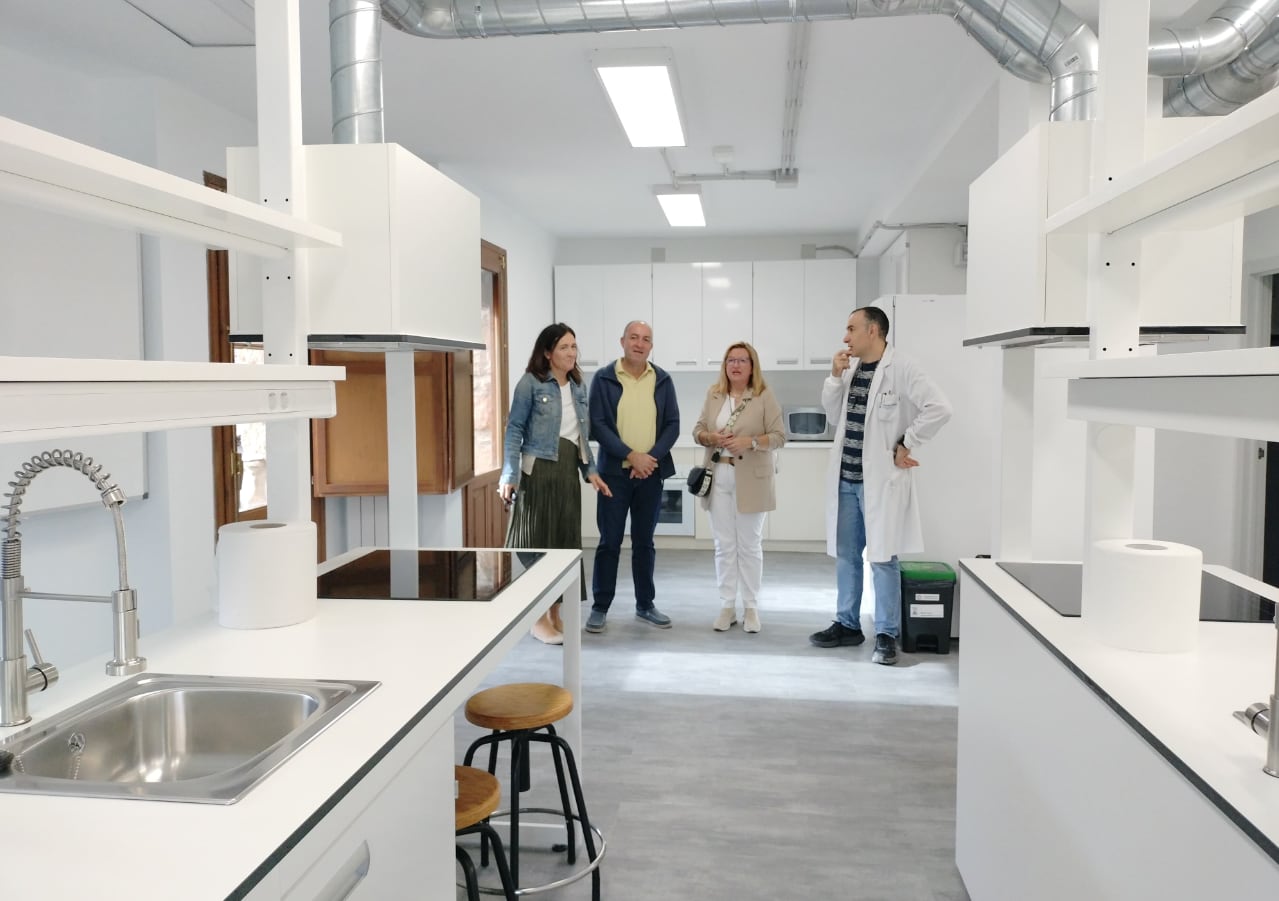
top-left (463, 683), bottom-right (603, 899)
top-left (455, 766), bottom-right (517, 901)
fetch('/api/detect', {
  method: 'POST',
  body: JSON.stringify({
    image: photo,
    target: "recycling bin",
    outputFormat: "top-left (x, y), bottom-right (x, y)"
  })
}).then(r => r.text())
top-left (900, 561), bottom-right (955, 654)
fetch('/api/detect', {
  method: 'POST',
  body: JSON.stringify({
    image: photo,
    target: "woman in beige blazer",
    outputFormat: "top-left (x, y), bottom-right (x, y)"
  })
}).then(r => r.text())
top-left (692, 341), bottom-right (786, 633)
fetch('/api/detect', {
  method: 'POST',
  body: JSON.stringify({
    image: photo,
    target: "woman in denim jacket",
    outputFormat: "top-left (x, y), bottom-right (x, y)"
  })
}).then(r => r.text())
top-left (500, 323), bottom-right (612, 643)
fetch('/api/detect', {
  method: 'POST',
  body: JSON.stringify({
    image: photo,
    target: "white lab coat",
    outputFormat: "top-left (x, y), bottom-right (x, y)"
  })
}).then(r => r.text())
top-left (822, 345), bottom-right (952, 562)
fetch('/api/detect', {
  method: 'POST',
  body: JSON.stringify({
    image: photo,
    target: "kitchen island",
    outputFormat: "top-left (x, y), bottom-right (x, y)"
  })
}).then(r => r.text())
top-left (957, 558), bottom-right (1279, 901)
top-left (0, 546), bottom-right (582, 899)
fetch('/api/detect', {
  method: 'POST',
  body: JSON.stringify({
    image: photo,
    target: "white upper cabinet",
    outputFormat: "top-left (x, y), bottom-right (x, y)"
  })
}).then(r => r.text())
top-left (752, 261), bottom-right (805, 370)
top-left (700, 262), bottom-right (752, 368)
top-left (553, 264), bottom-right (652, 370)
top-left (601, 264), bottom-right (652, 366)
top-left (651, 263), bottom-right (703, 372)
top-left (803, 259), bottom-right (857, 370)
top-left (553, 266), bottom-right (606, 370)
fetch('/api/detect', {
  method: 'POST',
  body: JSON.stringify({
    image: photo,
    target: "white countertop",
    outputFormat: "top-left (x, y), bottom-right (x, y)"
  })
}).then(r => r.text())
top-left (0, 547), bottom-right (581, 900)
top-left (961, 558), bottom-right (1279, 853)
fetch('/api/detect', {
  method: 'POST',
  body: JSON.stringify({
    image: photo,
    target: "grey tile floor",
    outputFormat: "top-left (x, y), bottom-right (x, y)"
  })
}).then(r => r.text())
top-left (455, 549), bottom-right (968, 901)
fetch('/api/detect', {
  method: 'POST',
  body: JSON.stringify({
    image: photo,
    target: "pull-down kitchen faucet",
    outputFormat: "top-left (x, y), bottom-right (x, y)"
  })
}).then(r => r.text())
top-left (1, 450), bottom-right (145, 727)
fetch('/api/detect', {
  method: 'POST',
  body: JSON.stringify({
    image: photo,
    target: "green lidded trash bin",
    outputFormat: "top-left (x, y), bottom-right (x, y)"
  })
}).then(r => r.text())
top-left (900, 561), bottom-right (956, 654)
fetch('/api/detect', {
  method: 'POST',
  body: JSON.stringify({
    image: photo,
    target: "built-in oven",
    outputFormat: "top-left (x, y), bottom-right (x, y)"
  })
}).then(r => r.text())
top-left (654, 473), bottom-right (695, 536)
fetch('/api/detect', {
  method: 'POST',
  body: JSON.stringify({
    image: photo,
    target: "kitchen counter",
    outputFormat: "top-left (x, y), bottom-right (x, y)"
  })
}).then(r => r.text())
top-left (957, 558), bottom-right (1279, 901)
top-left (0, 546), bottom-right (582, 900)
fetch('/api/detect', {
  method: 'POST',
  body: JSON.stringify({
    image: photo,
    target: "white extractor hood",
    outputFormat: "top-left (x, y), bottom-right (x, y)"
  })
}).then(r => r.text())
top-left (226, 142), bottom-right (482, 352)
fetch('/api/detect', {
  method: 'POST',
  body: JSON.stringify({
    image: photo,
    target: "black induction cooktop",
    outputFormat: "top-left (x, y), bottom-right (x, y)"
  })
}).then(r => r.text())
top-left (316, 549), bottom-right (544, 601)
top-left (996, 561), bottom-right (1276, 623)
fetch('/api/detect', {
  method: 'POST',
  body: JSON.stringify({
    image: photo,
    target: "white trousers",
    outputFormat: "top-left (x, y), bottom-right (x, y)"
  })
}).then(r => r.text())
top-left (708, 462), bottom-right (767, 608)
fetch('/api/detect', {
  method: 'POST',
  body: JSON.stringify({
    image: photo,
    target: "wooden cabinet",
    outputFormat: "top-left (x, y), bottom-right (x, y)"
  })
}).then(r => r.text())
top-left (311, 350), bottom-right (473, 496)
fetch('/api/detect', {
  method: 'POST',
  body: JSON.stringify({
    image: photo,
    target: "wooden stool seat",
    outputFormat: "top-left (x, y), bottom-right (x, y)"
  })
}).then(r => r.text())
top-left (455, 766), bottom-right (500, 831)
top-left (465, 682), bottom-right (573, 731)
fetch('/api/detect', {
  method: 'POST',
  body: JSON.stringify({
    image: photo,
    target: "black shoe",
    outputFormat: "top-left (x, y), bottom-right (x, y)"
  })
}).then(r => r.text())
top-left (809, 621), bottom-right (865, 648)
top-left (871, 633), bottom-right (898, 666)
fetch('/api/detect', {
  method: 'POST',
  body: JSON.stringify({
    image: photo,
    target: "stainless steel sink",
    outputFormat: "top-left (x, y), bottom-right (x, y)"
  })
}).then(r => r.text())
top-left (0, 673), bottom-right (378, 804)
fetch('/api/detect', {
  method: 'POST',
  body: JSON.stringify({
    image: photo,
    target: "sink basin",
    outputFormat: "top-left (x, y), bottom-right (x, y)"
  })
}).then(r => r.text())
top-left (0, 673), bottom-right (378, 804)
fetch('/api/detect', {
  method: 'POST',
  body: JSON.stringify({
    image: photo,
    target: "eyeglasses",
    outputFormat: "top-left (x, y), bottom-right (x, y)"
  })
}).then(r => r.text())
top-left (725, 357), bottom-right (751, 365)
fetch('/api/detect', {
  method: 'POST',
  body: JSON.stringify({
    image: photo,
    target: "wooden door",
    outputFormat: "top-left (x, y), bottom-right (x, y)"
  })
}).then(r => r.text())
top-left (462, 241), bottom-right (511, 547)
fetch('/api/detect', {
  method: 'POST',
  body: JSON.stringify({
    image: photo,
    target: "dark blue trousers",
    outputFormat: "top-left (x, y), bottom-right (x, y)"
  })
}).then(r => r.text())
top-left (591, 471), bottom-right (662, 612)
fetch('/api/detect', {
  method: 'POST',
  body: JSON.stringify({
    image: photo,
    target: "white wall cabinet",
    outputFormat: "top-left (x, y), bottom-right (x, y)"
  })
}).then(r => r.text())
top-left (554, 264), bottom-right (652, 370)
top-left (803, 259), bottom-right (857, 370)
top-left (752, 261), bottom-right (805, 370)
top-left (651, 263), bottom-right (704, 372)
top-left (700, 262), bottom-right (753, 367)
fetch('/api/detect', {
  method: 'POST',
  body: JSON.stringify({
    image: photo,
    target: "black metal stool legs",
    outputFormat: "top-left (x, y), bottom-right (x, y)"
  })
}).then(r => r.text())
top-left (463, 726), bottom-right (602, 900)
top-left (457, 821), bottom-right (517, 901)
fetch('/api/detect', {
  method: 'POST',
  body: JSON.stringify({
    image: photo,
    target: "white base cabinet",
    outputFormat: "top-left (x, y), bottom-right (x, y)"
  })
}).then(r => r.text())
top-left (246, 720), bottom-right (455, 900)
top-left (767, 446), bottom-right (828, 541)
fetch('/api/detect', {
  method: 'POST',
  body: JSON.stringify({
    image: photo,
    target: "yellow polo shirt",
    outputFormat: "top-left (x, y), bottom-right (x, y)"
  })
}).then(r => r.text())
top-left (615, 360), bottom-right (657, 466)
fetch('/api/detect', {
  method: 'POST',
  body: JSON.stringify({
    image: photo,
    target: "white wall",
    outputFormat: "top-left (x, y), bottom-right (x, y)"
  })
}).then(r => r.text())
top-left (0, 43), bottom-right (255, 668)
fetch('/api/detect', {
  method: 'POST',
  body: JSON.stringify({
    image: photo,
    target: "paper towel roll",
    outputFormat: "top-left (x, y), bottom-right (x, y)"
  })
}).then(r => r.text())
top-left (217, 520), bottom-right (317, 629)
top-left (1082, 538), bottom-right (1203, 653)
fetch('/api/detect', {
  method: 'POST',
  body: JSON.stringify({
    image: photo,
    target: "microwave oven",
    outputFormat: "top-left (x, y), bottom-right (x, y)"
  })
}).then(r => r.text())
top-left (783, 406), bottom-right (836, 441)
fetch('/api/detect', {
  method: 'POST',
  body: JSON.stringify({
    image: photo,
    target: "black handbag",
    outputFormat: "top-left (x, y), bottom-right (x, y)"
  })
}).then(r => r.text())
top-left (686, 461), bottom-right (714, 497)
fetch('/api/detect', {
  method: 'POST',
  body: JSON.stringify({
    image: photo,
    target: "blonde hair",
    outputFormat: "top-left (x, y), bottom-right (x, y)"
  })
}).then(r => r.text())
top-left (712, 341), bottom-right (768, 395)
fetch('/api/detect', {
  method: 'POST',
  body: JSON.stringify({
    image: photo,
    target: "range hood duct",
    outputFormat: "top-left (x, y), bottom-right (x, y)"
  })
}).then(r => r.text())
top-left (375, 0), bottom-right (1098, 121)
top-left (330, 0), bottom-right (385, 144)
top-left (1148, 0), bottom-right (1279, 77)
top-left (1164, 15), bottom-right (1279, 116)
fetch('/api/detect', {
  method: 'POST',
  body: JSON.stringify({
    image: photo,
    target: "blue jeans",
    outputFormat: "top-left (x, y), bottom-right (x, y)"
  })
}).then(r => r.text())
top-left (592, 471), bottom-right (662, 612)
top-left (835, 480), bottom-right (901, 639)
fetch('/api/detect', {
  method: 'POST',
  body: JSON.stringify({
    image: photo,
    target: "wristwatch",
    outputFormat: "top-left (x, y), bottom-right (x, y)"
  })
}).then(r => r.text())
top-left (750, 437), bottom-right (759, 452)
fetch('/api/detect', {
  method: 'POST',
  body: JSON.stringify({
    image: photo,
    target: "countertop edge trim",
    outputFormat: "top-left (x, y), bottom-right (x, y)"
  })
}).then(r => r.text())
top-left (958, 560), bottom-right (1279, 868)
top-left (224, 557), bottom-right (574, 900)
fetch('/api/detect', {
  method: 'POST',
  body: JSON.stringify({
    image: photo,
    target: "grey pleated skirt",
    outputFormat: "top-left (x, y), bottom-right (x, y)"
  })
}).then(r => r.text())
top-left (506, 438), bottom-right (587, 600)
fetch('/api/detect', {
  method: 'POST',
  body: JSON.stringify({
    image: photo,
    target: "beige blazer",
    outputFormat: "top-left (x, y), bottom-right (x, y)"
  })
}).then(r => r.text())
top-left (692, 385), bottom-right (786, 514)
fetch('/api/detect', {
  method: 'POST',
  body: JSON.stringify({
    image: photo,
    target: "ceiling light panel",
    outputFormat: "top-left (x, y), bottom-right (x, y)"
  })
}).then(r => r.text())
top-left (654, 186), bottom-right (705, 228)
top-left (592, 49), bottom-right (686, 148)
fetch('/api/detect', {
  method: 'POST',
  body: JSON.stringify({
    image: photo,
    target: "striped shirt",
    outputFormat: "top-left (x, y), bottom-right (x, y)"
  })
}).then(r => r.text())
top-left (840, 360), bottom-right (878, 483)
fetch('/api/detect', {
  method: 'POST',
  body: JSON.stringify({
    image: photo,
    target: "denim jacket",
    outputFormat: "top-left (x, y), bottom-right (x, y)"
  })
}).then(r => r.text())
top-left (500, 371), bottom-right (597, 485)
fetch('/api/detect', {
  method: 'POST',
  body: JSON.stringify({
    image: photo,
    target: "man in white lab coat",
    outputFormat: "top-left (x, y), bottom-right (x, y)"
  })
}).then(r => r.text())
top-left (809, 307), bottom-right (952, 665)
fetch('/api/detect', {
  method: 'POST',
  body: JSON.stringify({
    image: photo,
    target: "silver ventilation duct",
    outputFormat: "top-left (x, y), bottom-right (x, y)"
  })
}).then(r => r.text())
top-left (1165, 16), bottom-right (1279, 116)
top-left (330, 0), bottom-right (385, 143)
top-left (376, 0), bottom-right (1097, 120)
top-left (1148, 0), bottom-right (1279, 77)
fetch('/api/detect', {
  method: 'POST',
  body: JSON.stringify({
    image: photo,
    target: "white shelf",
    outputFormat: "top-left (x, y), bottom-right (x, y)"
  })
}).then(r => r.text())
top-left (0, 357), bottom-right (344, 444)
top-left (1042, 346), bottom-right (1279, 379)
top-left (1046, 86), bottom-right (1279, 237)
top-left (0, 115), bottom-right (342, 258)
top-left (1064, 372), bottom-right (1279, 443)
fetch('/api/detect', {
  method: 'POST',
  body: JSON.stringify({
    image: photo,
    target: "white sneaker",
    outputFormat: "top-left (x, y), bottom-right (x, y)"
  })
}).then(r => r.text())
top-left (713, 607), bottom-right (737, 631)
top-left (743, 609), bottom-right (761, 633)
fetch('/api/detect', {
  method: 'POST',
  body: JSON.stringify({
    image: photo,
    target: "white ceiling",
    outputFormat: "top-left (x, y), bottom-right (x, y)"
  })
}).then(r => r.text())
top-left (2, 0), bottom-right (1212, 243)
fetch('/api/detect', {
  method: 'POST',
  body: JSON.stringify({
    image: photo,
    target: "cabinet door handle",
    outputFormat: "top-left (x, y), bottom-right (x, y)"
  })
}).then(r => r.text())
top-left (676, 360), bottom-right (697, 366)
top-left (580, 359), bottom-right (599, 367)
top-left (809, 356), bottom-right (831, 365)
top-left (313, 841), bottom-right (371, 901)
top-left (777, 358), bottom-right (798, 365)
